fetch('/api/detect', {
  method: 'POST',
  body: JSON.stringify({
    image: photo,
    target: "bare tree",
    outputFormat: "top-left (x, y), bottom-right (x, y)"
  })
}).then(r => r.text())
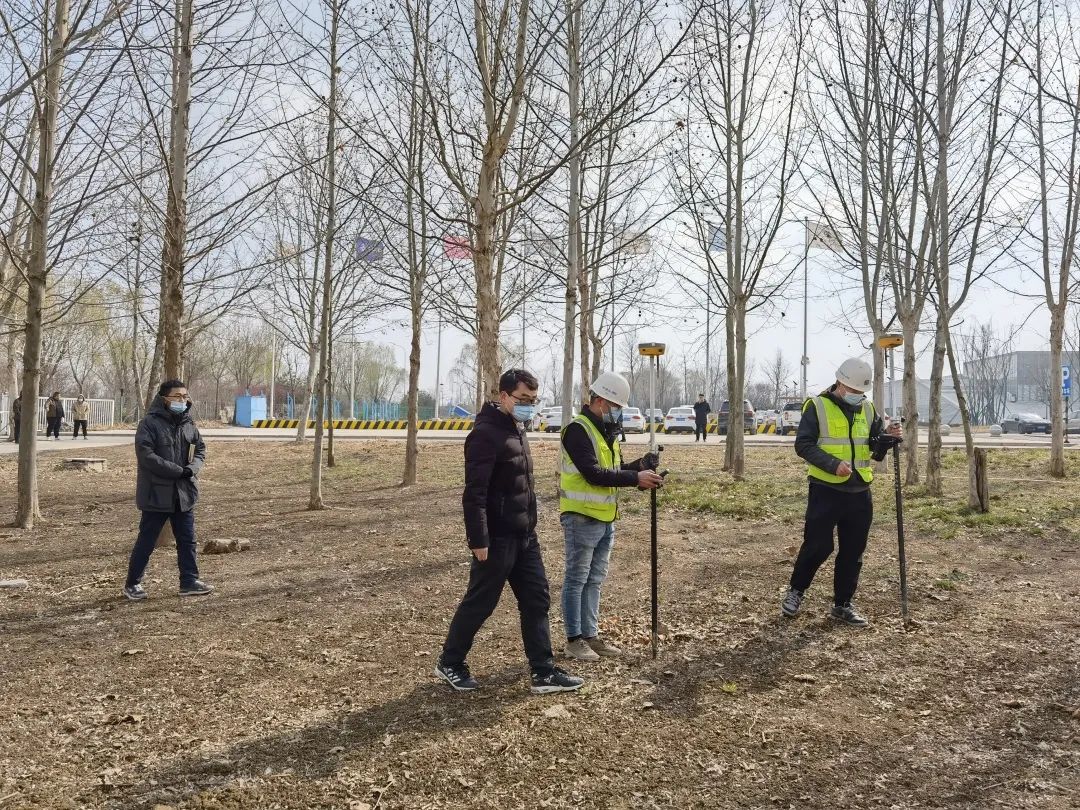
top-left (1010, 0), bottom-right (1080, 477)
top-left (671, 0), bottom-right (808, 479)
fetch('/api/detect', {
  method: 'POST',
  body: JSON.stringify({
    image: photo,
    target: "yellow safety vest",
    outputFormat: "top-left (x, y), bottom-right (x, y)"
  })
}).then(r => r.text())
top-left (559, 414), bottom-right (622, 522)
top-left (804, 395), bottom-right (875, 484)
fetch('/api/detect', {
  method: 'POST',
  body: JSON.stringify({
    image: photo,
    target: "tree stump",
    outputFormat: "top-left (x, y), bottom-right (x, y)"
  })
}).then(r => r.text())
top-left (62, 458), bottom-right (107, 472)
top-left (972, 448), bottom-right (990, 513)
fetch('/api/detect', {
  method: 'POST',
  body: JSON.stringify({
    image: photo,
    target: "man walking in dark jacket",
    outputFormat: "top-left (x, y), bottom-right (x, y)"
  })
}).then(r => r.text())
top-left (692, 394), bottom-right (711, 442)
top-left (45, 392), bottom-right (64, 440)
top-left (781, 358), bottom-right (901, 626)
top-left (560, 371), bottom-right (664, 661)
top-left (436, 369), bottom-right (584, 694)
top-left (123, 379), bottom-right (213, 600)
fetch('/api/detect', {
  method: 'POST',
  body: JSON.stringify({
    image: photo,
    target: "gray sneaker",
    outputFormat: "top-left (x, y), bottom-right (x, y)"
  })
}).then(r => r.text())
top-left (179, 580), bottom-right (214, 597)
top-left (584, 636), bottom-right (622, 657)
top-left (123, 583), bottom-right (147, 601)
top-left (564, 638), bottom-right (600, 661)
top-left (781, 588), bottom-right (803, 618)
top-left (830, 603), bottom-right (869, 627)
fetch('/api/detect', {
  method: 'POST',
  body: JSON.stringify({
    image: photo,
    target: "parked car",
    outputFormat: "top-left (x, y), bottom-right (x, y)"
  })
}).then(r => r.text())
top-left (718, 399), bottom-right (755, 434)
top-left (538, 406), bottom-right (573, 433)
top-left (1000, 412), bottom-right (1051, 435)
top-left (779, 401), bottom-right (803, 435)
top-left (663, 406), bottom-right (696, 434)
top-left (645, 408), bottom-right (665, 425)
top-left (621, 407), bottom-right (646, 434)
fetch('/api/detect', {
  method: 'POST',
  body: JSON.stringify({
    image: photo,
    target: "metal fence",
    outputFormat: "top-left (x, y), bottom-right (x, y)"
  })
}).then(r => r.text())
top-left (35, 397), bottom-right (115, 432)
top-left (1, 392), bottom-right (7, 435)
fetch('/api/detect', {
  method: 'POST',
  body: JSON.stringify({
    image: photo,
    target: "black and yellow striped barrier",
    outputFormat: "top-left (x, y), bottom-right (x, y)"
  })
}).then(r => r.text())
top-left (252, 418), bottom-right (475, 430)
top-left (755, 423), bottom-right (777, 434)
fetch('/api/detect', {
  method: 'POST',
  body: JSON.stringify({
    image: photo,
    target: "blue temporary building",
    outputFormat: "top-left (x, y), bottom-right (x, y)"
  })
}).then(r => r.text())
top-left (235, 395), bottom-right (267, 427)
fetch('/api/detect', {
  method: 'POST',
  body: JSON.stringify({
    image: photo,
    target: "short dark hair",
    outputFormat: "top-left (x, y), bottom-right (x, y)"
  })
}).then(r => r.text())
top-left (498, 369), bottom-right (538, 394)
top-left (157, 379), bottom-right (187, 397)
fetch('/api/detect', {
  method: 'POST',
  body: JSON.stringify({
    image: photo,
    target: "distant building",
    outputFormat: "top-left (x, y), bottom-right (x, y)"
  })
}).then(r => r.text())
top-left (882, 378), bottom-right (963, 426)
top-left (962, 350), bottom-right (1079, 421)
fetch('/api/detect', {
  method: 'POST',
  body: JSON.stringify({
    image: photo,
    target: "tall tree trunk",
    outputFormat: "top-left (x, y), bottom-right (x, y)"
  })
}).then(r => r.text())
top-left (925, 0), bottom-right (951, 498)
top-left (309, 0), bottom-right (339, 509)
top-left (944, 327), bottom-right (981, 509)
top-left (159, 0), bottom-right (193, 380)
top-left (16, 0), bottom-right (69, 528)
top-left (900, 318), bottom-right (920, 485)
top-left (1049, 307), bottom-right (1066, 477)
top-left (473, 176), bottom-right (500, 400)
top-left (402, 49), bottom-right (428, 486)
top-left (924, 308), bottom-right (947, 496)
top-left (326, 332), bottom-right (335, 467)
top-left (561, 0), bottom-right (582, 423)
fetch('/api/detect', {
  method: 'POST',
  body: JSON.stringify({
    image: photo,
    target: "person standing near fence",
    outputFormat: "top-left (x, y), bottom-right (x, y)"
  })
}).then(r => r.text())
top-left (72, 395), bottom-right (90, 439)
top-left (9, 394), bottom-right (20, 443)
top-left (45, 391), bottom-right (64, 440)
top-left (123, 379), bottom-right (214, 600)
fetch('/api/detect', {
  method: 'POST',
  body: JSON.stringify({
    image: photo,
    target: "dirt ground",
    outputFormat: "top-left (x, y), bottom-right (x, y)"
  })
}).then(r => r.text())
top-left (0, 439), bottom-right (1077, 810)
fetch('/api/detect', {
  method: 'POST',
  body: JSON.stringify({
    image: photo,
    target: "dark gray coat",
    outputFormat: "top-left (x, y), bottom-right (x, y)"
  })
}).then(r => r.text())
top-left (135, 399), bottom-right (206, 513)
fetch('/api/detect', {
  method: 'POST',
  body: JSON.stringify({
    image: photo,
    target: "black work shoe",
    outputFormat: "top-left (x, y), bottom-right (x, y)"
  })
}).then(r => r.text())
top-left (781, 588), bottom-right (804, 618)
top-left (830, 603), bottom-right (869, 627)
top-left (530, 667), bottom-right (584, 694)
top-left (179, 580), bottom-right (214, 597)
top-left (123, 583), bottom-right (147, 601)
top-left (434, 661), bottom-right (479, 691)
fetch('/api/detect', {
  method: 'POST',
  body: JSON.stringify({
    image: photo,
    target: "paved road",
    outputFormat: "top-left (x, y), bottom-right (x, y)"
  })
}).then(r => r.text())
top-left (1, 427), bottom-right (1075, 456)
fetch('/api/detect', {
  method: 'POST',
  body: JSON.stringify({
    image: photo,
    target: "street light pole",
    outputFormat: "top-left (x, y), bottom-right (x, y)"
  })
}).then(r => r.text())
top-left (434, 316), bottom-right (443, 419)
top-left (800, 217), bottom-right (809, 400)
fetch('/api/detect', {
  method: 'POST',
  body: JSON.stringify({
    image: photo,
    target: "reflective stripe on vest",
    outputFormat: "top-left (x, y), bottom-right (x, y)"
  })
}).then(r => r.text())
top-left (559, 414), bottom-right (621, 521)
top-left (805, 395), bottom-right (874, 484)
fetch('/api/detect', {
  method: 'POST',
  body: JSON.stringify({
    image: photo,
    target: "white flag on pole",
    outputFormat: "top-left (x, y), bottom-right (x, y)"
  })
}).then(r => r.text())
top-left (807, 220), bottom-right (844, 251)
top-left (618, 231), bottom-right (651, 256)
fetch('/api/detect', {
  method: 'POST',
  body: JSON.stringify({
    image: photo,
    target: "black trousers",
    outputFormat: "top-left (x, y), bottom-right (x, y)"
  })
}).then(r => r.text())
top-left (73, 419), bottom-right (88, 438)
top-left (790, 483), bottom-right (873, 605)
top-left (441, 534), bottom-right (555, 673)
top-left (46, 417), bottom-right (61, 438)
top-left (695, 421), bottom-right (708, 440)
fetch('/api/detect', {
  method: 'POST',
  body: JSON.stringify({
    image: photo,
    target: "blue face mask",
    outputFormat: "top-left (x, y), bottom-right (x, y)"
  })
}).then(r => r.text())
top-left (842, 392), bottom-right (866, 407)
top-left (168, 401), bottom-right (187, 414)
top-left (603, 406), bottom-right (623, 425)
top-left (512, 404), bottom-right (536, 423)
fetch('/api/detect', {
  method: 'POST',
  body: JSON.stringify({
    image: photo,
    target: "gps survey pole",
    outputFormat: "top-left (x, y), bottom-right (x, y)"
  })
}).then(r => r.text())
top-left (877, 333), bottom-right (909, 625)
top-left (639, 341), bottom-right (665, 659)
top-left (893, 443), bottom-right (909, 624)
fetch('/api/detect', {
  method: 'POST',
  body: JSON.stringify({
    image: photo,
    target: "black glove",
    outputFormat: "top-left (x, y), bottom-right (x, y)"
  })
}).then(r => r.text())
top-left (870, 433), bottom-right (902, 462)
top-left (181, 466), bottom-right (195, 479)
top-left (640, 452), bottom-right (661, 471)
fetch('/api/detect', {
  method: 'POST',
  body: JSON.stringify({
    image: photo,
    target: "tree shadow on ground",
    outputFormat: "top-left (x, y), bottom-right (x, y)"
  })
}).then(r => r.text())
top-left (98, 667), bottom-right (531, 808)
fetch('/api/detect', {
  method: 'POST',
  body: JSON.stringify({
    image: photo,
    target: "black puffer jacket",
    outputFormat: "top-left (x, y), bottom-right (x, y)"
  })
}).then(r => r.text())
top-left (135, 398), bottom-right (206, 513)
top-left (462, 402), bottom-right (537, 550)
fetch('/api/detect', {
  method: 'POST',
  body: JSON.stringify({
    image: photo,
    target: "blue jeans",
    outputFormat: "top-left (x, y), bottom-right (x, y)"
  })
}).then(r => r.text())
top-left (126, 509), bottom-right (200, 587)
top-left (560, 512), bottom-right (615, 639)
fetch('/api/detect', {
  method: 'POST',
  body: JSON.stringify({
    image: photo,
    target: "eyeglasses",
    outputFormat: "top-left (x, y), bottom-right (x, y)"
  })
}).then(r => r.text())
top-left (163, 393), bottom-right (188, 401)
top-left (507, 392), bottom-right (540, 406)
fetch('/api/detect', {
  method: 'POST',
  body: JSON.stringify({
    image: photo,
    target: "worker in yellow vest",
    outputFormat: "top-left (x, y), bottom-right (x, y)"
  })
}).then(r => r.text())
top-left (560, 372), bottom-right (665, 661)
top-left (782, 358), bottom-right (903, 626)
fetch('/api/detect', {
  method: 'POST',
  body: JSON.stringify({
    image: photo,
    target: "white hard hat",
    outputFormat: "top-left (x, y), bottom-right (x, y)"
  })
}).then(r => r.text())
top-left (590, 371), bottom-right (631, 407)
top-left (836, 357), bottom-right (872, 392)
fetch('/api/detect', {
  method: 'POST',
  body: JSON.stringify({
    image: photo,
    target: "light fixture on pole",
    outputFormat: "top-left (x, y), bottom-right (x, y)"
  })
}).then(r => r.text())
top-left (638, 341), bottom-right (665, 659)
